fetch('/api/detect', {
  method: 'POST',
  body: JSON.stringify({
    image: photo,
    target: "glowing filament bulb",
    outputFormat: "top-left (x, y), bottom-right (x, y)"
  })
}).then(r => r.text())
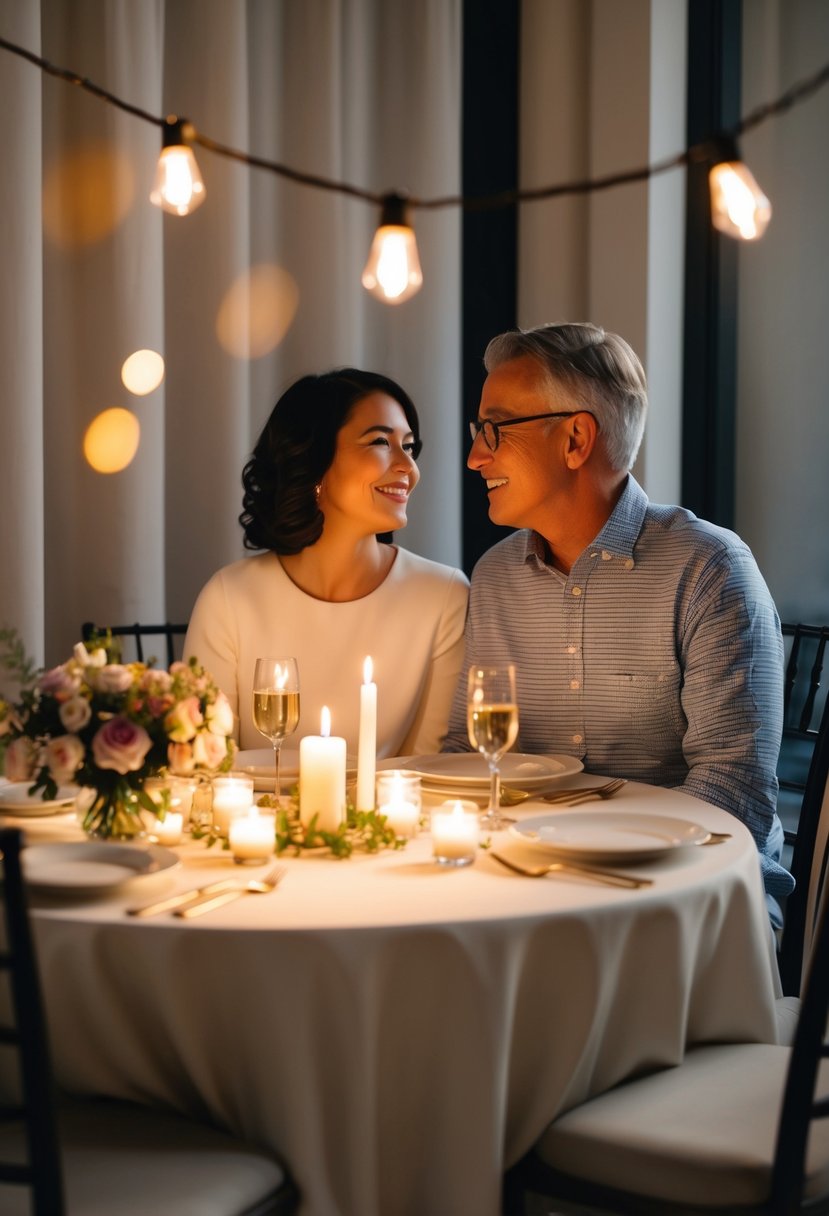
top-left (362, 194), bottom-right (423, 304)
top-left (150, 118), bottom-right (206, 217)
top-left (709, 159), bottom-right (771, 241)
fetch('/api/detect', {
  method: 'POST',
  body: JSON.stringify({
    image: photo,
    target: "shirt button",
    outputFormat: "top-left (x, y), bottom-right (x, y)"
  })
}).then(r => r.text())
top-left (602, 551), bottom-right (612, 561)
top-left (565, 645), bottom-right (576, 654)
top-left (570, 679), bottom-right (580, 690)
top-left (571, 586), bottom-right (582, 597)
top-left (624, 558), bottom-right (635, 570)
top-left (572, 733), bottom-right (583, 744)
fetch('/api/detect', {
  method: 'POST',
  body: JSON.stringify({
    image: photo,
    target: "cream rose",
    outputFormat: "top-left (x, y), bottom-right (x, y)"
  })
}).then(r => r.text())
top-left (92, 716), bottom-right (152, 773)
top-left (165, 697), bottom-right (203, 743)
top-left (94, 664), bottom-right (134, 695)
top-left (59, 696), bottom-right (92, 732)
top-left (38, 665), bottom-right (81, 701)
top-left (167, 741), bottom-right (195, 774)
top-left (206, 691), bottom-right (234, 737)
top-left (45, 734), bottom-right (85, 784)
top-left (192, 729), bottom-right (228, 770)
top-left (4, 736), bottom-right (39, 782)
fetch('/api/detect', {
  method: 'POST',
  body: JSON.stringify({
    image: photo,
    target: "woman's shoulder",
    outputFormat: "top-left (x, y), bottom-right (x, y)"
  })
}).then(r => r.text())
top-left (391, 546), bottom-right (470, 591)
top-left (195, 552), bottom-right (283, 598)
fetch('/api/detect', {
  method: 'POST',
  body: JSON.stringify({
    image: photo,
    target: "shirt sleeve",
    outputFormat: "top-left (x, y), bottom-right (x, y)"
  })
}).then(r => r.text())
top-left (677, 542), bottom-right (784, 859)
top-left (184, 572), bottom-right (242, 739)
top-left (398, 569), bottom-right (469, 754)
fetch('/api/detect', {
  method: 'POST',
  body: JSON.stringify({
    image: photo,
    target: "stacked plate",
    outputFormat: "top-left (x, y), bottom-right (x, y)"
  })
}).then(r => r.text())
top-left (379, 752), bottom-right (584, 797)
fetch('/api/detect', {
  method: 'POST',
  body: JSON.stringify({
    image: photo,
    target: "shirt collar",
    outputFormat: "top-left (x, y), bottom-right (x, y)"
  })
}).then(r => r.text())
top-left (522, 475), bottom-right (649, 566)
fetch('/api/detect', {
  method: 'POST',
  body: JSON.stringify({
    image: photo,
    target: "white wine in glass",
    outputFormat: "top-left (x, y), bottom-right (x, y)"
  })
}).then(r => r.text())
top-left (252, 658), bottom-right (300, 802)
top-left (467, 664), bottom-right (519, 830)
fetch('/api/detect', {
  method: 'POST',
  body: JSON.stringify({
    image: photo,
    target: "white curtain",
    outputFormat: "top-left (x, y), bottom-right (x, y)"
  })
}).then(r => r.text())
top-left (0, 0), bottom-right (462, 674)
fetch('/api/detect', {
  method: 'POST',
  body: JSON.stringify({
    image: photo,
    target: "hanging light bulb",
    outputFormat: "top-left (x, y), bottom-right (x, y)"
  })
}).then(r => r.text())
top-left (708, 137), bottom-right (771, 241)
top-left (361, 193), bottom-right (423, 304)
top-left (150, 117), bottom-right (206, 216)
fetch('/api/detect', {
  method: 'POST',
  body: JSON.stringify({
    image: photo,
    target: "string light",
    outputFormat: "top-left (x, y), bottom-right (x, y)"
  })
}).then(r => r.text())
top-left (1, 35), bottom-right (827, 296)
top-left (149, 117), bottom-right (206, 216)
top-left (361, 194), bottom-right (423, 304)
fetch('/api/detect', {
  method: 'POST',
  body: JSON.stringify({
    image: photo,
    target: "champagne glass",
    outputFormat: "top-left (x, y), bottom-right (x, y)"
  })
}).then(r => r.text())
top-left (252, 658), bottom-right (300, 804)
top-left (467, 664), bottom-right (519, 830)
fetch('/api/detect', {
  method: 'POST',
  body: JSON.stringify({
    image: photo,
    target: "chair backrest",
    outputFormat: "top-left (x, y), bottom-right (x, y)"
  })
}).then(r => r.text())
top-left (81, 621), bottom-right (188, 667)
top-left (778, 694), bottom-right (829, 996)
top-left (772, 820), bottom-right (829, 1213)
top-left (778, 623), bottom-right (829, 850)
top-left (0, 828), bottom-right (64, 1213)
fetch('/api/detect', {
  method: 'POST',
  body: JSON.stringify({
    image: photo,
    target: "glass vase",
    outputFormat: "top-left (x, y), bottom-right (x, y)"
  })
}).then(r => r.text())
top-left (75, 784), bottom-right (147, 841)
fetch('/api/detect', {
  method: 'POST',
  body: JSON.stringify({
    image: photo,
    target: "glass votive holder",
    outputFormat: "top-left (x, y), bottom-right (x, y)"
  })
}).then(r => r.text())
top-left (142, 775), bottom-right (196, 844)
top-left (228, 808), bottom-right (276, 864)
top-left (431, 800), bottom-right (479, 867)
top-left (210, 773), bottom-right (255, 837)
top-left (376, 770), bottom-right (422, 839)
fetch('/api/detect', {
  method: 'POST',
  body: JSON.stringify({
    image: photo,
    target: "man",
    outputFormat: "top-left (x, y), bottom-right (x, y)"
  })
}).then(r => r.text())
top-left (445, 321), bottom-right (792, 925)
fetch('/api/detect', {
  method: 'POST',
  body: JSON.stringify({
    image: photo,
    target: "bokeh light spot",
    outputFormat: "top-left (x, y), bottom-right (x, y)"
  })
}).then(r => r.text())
top-left (121, 349), bottom-right (165, 396)
top-left (216, 263), bottom-right (299, 359)
top-left (83, 408), bottom-right (141, 474)
top-left (42, 141), bottom-right (135, 249)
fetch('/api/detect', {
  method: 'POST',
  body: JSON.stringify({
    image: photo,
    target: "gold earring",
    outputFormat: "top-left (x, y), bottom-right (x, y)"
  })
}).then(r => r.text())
top-left (315, 483), bottom-right (322, 502)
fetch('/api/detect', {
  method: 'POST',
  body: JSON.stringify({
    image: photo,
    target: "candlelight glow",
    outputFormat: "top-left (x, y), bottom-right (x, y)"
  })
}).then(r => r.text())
top-left (83, 407), bottom-right (140, 473)
top-left (216, 264), bottom-right (299, 358)
top-left (150, 144), bottom-right (205, 216)
top-left (42, 142), bottom-right (135, 249)
top-left (121, 349), bottom-right (165, 396)
top-left (363, 656), bottom-right (374, 684)
top-left (320, 706), bottom-right (331, 738)
top-left (709, 161), bottom-right (772, 240)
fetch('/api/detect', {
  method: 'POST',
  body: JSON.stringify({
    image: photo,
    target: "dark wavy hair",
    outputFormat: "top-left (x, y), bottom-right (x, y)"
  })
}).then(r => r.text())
top-left (239, 368), bottom-right (422, 554)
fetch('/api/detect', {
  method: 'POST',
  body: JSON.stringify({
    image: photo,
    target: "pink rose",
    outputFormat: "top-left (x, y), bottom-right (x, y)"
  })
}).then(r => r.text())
top-left (59, 696), bottom-right (92, 732)
top-left (92, 716), bottom-right (152, 774)
top-left (38, 665), bottom-right (81, 701)
top-left (206, 691), bottom-right (234, 737)
top-left (45, 734), bottom-right (85, 784)
top-left (192, 729), bottom-right (228, 770)
top-left (165, 697), bottom-right (203, 743)
top-left (140, 669), bottom-right (172, 694)
top-left (4, 736), bottom-right (38, 782)
top-left (94, 664), bottom-right (134, 695)
top-left (167, 742), bottom-right (195, 774)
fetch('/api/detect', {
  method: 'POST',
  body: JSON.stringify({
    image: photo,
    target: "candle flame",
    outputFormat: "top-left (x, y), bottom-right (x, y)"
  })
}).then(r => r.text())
top-left (321, 706), bottom-right (331, 737)
top-left (363, 655), bottom-right (373, 684)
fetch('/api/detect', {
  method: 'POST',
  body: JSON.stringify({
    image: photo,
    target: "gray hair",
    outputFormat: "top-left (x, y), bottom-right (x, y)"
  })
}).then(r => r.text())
top-left (483, 322), bottom-right (648, 471)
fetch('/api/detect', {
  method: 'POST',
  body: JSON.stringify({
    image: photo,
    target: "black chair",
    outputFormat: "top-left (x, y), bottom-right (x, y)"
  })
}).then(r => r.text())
top-left (502, 823), bottom-right (829, 1216)
top-left (778, 624), bottom-right (829, 856)
top-left (81, 621), bottom-right (188, 666)
top-left (0, 828), bottom-right (299, 1216)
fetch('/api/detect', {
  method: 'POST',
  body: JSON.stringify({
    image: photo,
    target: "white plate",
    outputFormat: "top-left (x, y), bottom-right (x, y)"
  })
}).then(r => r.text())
top-left (0, 783), bottom-right (79, 817)
top-left (510, 811), bottom-right (710, 863)
top-left (399, 753), bottom-right (584, 791)
top-left (236, 748), bottom-right (358, 791)
top-left (21, 842), bottom-right (180, 896)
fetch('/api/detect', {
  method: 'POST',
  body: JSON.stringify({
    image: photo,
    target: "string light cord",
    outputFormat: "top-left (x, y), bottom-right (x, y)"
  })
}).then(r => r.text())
top-left (1, 34), bottom-right (827, 214)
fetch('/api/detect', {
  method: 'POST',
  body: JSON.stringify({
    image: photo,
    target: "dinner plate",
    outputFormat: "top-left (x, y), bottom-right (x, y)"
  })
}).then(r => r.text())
top-left (236, 748), bottom-right (358, 791)
top-left (510, 811), bottom-right (710, 863)
top-left (0, 783), bottom-right (79, 817)
top-left (400, 752), bottom-right (584, 790)
top-left (21, 842), bottom-right (180, 896)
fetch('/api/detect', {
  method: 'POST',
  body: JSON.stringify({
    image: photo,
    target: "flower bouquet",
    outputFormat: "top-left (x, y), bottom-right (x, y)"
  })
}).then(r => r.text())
top-left (1, 636), bottom-right (236, 839)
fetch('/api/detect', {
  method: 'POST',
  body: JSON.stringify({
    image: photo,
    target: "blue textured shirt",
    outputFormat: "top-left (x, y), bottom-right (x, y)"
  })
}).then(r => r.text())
top-left (445, 476), bottom-right (793, 907)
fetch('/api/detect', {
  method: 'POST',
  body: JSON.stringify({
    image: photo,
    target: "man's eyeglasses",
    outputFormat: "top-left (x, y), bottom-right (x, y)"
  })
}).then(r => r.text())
top-left (469, 411), bottom-right (586, 453)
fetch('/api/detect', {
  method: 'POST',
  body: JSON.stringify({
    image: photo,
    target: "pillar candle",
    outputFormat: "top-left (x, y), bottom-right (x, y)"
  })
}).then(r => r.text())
top-left (299, 706), bottom-right (347, 833)
top-left (356, 655), bottom-right (377, 811)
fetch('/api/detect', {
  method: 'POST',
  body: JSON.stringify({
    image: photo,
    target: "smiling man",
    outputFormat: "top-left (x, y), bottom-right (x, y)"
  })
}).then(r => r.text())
top-left (444, 321), bottom-right (792, 927)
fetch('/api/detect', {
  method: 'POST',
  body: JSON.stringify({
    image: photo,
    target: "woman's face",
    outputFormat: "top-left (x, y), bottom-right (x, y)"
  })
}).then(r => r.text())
top-left (319, 392), bottom-right (420, 535)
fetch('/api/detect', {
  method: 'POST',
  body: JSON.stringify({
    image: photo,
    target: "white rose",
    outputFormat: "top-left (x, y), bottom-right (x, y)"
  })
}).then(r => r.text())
top-left (59, 696), bottom-right (92, 732)
top-left (94, 664), bottom-right (134, 695)
top-left (192, 730), bottom-right (229, 770)
top-left (206, 691), bottom-right (234, 737)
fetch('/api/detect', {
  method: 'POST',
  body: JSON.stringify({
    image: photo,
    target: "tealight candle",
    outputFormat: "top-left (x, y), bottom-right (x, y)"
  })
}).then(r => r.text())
top-left (376, 770), bottom-right (421, 839)
top-left (356, 655), bottom-right (377, 811)
top-left (211, 774), bottom-right (255, 837)
top-left (431, 800), bottom-right (479, 867)
top-left (229, 808), bottom-right (276, 864)
top-left (299, 706), bottom-right (347, 833)
top-left (142, 776), bottom-right (194, 843)
top-left (153, 811), bottom-right (184, 846)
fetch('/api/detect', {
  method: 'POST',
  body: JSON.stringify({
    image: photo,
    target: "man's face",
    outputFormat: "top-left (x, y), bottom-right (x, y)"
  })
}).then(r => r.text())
top-left (468, 355), bottom-right (575, 532)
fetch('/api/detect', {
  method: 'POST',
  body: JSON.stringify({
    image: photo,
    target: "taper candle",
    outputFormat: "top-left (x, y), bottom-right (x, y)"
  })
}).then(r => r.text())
top-left (356, 656), bottom-right (377, 811)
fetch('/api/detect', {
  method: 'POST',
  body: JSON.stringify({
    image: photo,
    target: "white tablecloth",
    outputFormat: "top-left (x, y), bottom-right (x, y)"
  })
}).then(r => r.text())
top-left (21, 781), bottom-right (779, 1216)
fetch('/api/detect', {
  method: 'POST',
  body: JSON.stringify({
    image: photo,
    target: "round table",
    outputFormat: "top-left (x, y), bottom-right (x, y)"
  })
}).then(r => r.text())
top-left (20, 780), bottom-right (780, 1216)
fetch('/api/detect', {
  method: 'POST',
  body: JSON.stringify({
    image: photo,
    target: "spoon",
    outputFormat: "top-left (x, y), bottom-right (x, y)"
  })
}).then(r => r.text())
top-left (491, 850), bottom-right (651, 889)
top-left (174, 866), bottom-right (286, 917)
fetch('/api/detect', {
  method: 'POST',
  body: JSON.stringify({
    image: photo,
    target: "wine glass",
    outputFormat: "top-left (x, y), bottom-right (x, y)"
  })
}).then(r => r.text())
top-left (467, 664), bottom-right (519, 830)
top-left (252, 658), bottom-right (300, 804)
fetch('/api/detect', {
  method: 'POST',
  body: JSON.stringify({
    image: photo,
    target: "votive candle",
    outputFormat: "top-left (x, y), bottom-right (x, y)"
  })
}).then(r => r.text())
top-left (376, 770), bottom-right (421, 838)
top-left (229, 808), bottom-right (276, 864)
top-left (431, 800), bottom-right (479, 867)
top-left (211, 774), bottom-right (255, 837)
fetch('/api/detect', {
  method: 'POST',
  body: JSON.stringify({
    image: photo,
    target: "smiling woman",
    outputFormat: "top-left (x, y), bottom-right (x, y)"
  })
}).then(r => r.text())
top-left (184, 369), bottom-right (469, 755)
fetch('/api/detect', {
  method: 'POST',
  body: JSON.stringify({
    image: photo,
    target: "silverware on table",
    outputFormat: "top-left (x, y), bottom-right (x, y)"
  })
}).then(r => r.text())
top-left (491, 850), bottom-right (651, 889)
top-left (175, 866), bottom-right (286, 918)
top-left (540, 778), bottom-right (627, 806)
top-left (128, 878), bottom-right (244, 917)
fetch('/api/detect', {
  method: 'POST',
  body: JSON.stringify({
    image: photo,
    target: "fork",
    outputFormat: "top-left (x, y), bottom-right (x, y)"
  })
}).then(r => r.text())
top-left (491, 850), bottom-right (651, 889)
top-left (174, 866), bottom-right (286, 918)
top-left (540, 778), bottom-right (627, 806)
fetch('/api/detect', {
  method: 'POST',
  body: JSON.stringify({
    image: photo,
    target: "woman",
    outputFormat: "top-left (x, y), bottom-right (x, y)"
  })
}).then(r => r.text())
top-left (184, 369), bottom-right (469, 756)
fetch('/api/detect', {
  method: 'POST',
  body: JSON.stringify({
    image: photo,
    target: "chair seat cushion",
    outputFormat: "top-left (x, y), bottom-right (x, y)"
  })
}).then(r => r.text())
top-left (0, 1098), bottom-right (292, 1216)
top-left (536, 1044), bottom-right (829, 1207)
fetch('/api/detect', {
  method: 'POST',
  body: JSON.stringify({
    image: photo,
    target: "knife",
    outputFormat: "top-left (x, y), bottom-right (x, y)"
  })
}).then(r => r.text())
top-left (127, 879), bottom-right (238, 917)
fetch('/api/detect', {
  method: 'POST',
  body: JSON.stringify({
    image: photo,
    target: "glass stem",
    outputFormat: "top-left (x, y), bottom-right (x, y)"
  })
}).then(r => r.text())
top-left (488, 760), bottom-right (500, 815)
top-left (273, 739), bottom-right (282, 802)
